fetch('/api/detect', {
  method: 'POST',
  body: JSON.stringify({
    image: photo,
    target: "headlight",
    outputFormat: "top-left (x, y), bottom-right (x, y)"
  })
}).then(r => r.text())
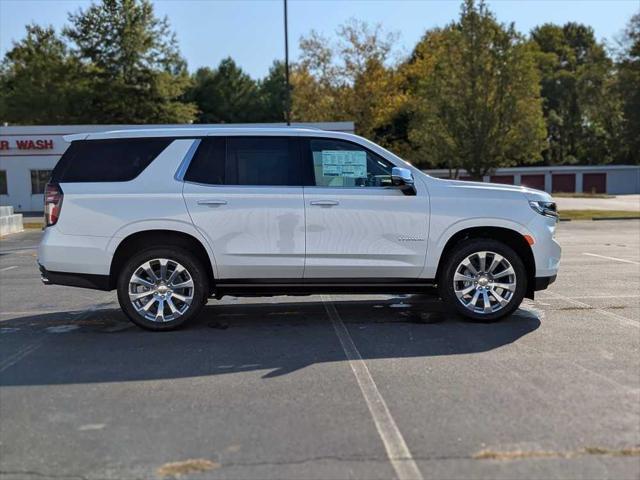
top-left (529, 200), bottom-right (558, 219)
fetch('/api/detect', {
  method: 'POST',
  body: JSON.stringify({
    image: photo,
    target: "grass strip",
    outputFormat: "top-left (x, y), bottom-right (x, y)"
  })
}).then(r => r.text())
top-left (559, 209), bottom-right (640, 221)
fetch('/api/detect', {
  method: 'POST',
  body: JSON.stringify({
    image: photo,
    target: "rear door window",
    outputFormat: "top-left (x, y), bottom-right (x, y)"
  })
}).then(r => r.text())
top-left (52, 138), bottom-right (172, 182)
top-left (185, 136), bottom-right (306, 186)
top-left (184, 137), bottom-right (226, 185)
top-left (228, 137), bottom-right (303, 186)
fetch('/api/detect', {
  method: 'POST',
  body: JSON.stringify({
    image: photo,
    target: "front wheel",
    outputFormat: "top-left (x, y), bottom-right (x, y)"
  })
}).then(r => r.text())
top-left (438, 239), bottom-right (527, 322)
top-left (117, 247), bottom-right (209, 331)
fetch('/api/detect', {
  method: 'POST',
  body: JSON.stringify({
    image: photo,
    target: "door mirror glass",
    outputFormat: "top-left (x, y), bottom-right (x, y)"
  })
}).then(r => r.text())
top-left (391, 167), bottom-right (417, 195)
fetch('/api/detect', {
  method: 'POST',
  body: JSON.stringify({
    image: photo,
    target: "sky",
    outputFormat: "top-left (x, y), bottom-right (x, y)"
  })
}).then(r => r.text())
top-left (0, 0), bottom-right (638, 78)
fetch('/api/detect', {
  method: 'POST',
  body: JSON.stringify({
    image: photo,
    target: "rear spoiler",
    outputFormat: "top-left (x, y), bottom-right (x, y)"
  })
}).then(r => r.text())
top-left (63, 133), bottom-right (89, 142)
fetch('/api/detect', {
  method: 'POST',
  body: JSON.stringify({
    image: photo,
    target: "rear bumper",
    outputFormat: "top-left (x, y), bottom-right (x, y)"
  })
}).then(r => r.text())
top-left (534, 274), bottom-right (556, 291)
top-left (37, 227), bottom-right (112, 276)
top-left (39, 263), bottom-right (111, 291)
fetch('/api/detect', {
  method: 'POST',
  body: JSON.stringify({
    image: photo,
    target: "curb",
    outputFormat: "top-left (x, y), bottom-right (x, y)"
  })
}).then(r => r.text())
top-left (23, 223), bottom-right (44, 230)
top-left (560, 216), bottom-right (640, 222)
top-left (592, 216), bottom-right (640, 221)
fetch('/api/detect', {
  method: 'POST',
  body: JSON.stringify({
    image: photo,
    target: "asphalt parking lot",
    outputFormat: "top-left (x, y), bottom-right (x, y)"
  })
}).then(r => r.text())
top-left (1, 221), bottom-right (639, 480)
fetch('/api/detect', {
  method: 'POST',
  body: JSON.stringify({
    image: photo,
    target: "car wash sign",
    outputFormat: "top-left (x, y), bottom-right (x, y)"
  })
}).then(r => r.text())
top-left (0, 138), bottom-right (55, 151)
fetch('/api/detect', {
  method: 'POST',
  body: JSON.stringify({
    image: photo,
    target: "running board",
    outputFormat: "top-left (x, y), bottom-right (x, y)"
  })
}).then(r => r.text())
top-left (212, 278), bottom-right (437, 297)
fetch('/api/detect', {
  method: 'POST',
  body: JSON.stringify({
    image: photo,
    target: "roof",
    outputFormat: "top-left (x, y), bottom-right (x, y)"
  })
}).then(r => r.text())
top-left (63, 126), bottom-right (352, 142)
top-left (0, 121), bottom-right (354, 137)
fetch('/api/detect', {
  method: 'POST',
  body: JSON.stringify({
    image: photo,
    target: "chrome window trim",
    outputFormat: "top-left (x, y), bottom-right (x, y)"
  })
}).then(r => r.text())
top-left (175, 136), bottom-right (402, 190)
top-left (303, 185), bottom-right (396, 191)
top-left (181, 181), bottom-right (395, 190)
top-left (174, 139), bottom-right (202, 182)
top-left (182, 180), bottom-right (304, 189)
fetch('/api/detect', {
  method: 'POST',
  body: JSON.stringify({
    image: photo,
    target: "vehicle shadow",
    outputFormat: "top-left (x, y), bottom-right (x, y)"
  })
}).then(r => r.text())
top-left (0, 295), bottom-right (541, 386)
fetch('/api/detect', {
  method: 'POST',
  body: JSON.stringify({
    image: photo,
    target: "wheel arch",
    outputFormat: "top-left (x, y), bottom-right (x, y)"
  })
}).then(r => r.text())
top-left (109, 229), bottom-right (215, 293)
top-left (435, 226), bottom-right (536, 299)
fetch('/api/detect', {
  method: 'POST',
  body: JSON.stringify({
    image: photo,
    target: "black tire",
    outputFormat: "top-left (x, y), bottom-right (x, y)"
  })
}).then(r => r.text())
top-left (438, 238), bottom-right (527, 322)
top-left (116, 247), bottom-right (209, 331)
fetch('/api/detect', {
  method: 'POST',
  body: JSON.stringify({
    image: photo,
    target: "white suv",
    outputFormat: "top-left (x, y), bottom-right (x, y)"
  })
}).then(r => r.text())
top-left (38, 127), bottom-right (561, 330)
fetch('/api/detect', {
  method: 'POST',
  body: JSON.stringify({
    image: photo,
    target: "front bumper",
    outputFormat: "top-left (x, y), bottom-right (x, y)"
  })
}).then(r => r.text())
top-left (534, 274), bottom-right (556, 291)
top-left (528, 213), bottom-right (562, 278)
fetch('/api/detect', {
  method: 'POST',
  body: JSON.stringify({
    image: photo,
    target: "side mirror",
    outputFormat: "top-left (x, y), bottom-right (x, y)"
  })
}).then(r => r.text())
top-left (391, 167), bottom-right (417, 196)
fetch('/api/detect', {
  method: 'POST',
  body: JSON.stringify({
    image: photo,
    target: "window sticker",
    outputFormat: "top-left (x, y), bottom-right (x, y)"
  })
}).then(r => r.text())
top-left (321, 150), bottom-right (367, 178)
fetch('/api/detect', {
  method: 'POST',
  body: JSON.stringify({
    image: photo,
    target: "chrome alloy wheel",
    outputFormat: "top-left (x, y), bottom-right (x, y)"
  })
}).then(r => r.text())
top-left (453, 251), bottom-right (517, 315)
top-left (128, 258), bottom-right (194, 323)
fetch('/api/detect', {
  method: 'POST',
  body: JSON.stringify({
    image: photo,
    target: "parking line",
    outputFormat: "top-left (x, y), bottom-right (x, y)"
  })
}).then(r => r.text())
top-left (583, 253), bottom-right (640, 265)
top-left (0, 266), bottom-right (18, 272)
top-left (539, 294), bottom-right (640, 300)
top-left (543, 291), bottom-right (639, 328)
top-left (0, 247), bottom-right (37, 254)
top-left (322, 295), bottom-right (423, 480)
top-left (0, 340), bottom-right (44, 373)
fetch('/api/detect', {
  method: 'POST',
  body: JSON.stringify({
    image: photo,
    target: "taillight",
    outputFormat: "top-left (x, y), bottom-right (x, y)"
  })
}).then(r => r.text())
top-left (44, 183), bottom-right (63, 226)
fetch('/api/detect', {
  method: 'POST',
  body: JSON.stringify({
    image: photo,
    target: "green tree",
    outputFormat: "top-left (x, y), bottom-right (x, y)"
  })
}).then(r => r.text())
top-left (292, 29), bottom-right (347, 122)
top-left (64, 0), bottom-right (196, 123)
top-left (616, 13), bottom-right (640, 164)
top-left (185, 58), bottom-right (262, 123)
top-left (0, 25), bottom-right (90, 124)
top-left (531, 22), bottom-right (620, 165)
top-left (408, 0), bottom-right (546, 177)
top-left (257, 60), bottom-right (288, 122)
top-left (292, 20), bottom-right (407, 150)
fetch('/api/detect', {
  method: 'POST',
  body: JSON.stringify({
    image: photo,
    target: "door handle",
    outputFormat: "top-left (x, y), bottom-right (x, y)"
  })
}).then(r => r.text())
top-left (197, 199), bottom-right (227, 206)
top-left (310, 200), bottom-right (339, 207)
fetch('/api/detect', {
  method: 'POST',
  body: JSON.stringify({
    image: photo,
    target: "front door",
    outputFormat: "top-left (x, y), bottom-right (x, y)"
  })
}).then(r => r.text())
top-left (302, 137), bottom-right (429, 279)
top-left (183, 136), bottom-right (306, 279)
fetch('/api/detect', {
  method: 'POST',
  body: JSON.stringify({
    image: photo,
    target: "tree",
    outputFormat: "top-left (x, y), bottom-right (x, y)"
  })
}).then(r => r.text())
top-left (257, 61), bottom-right (288, 123)
top-left (616, 13), bottom-right (640, 164)
top-left (531, 22), bottom-right (620, 165)
top-left (63, 0), bottom-right (196, 123)
top-left (185, 58), bottom-right (262, 123)
top-left (292, 20), bottom-right (407, 151)
top-left (407, 0), bottom-right (546, 177)
top-left (291, 29), bottom-right (347, 122)
top-left (0, 25), bottom-right (90, 124)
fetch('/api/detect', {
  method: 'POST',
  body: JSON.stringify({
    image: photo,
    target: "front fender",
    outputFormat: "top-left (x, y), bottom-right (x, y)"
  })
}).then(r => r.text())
top-left (421, 217), bottom-right (532, 279)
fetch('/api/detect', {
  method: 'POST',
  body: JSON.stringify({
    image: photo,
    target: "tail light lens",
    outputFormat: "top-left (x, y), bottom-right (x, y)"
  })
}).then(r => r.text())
top-left (44, 183), bottom-right (64, 226)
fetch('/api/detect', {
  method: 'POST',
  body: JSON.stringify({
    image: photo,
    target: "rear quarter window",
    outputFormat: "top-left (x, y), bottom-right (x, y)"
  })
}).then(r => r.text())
top-left (52, 138), bottom-right (172, 183)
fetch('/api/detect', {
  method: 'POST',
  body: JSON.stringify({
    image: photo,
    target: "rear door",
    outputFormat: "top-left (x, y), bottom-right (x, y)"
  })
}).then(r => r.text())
top-left (302, 137), bottom-right (429, 279)
top-left (182, 136), bottom-right (306, 279)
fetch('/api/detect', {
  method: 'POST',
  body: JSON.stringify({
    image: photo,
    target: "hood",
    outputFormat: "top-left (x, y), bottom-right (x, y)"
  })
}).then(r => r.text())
top-left (434, 178), bottom-right (553, 202)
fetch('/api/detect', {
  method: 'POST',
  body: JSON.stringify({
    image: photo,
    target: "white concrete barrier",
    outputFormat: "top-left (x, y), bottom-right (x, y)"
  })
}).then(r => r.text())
top-left (0, 206), bottom-right (15, 217)
top-left (0, 205), bottom-right (24, 236)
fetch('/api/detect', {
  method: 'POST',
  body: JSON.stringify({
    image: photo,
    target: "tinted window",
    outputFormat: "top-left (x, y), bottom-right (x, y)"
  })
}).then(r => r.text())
top-left (184, 137), bottom-right (226, 184)
top-left (186, 137), bottom-right (303, 186)
top-left (307, 138), bottom-right (393, 188)
top-left (0, 171), bottom-right (7, 195)
top-left (228, 137), bottom-right (301, 186)
top-left (51, 138), bottom-right (172, 183)
top-left (30, 170), bottom-right (51, 194)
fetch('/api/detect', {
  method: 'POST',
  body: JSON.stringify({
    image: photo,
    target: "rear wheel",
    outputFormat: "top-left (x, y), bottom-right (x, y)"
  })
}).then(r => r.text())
top-left (438, 239), bottom-right (527, 322)
top-left (117, 247), bottom-right (208, 331)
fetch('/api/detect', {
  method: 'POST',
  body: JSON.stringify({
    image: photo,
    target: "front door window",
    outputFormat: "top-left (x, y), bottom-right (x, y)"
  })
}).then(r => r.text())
top-left (309, 138), bottom-right (393, 188)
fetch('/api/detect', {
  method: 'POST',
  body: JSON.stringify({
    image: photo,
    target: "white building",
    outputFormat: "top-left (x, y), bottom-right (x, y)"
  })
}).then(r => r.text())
top-left (425, 165), bottom-right (640, 195)
top-left (0, 122), bottom-right (354, 212)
